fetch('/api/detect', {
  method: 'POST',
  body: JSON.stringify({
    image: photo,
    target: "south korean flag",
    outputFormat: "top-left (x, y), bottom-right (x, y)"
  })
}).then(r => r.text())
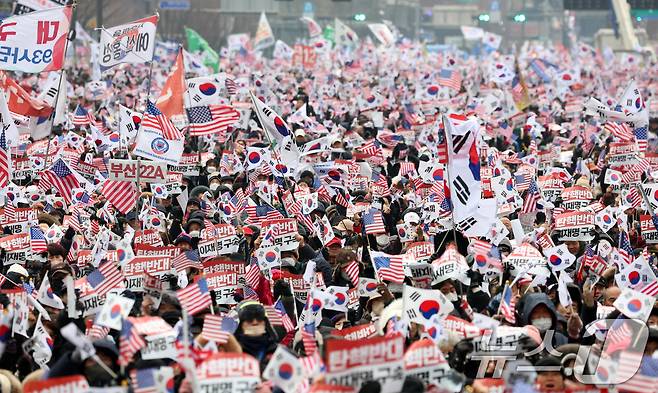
top-left (184, 76), bottom-right (226, 107)
top-left (444, 114), bottom-right (481, 222)
top-left (543, 244), bottom-right (576, 272)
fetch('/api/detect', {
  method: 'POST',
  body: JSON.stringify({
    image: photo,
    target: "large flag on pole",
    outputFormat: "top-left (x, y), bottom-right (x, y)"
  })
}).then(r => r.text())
top-left (250, 92), bottom-right (292, 146)
top-left (300, 16), bottom-right (322, 38)
top-left (0, 6), bottom-right (72, 73)
top-left (444, 114), bottom-right (481, 224)
top-left (134, 102), bottom-right (184, 165)
top-left (368, 23), bottom-right (395, 46)
top-left (335, 18), bottom-right (359, 47)
top-left (156, 47), bottom-right (185, 119)
top-left (184, 27), bottom-right (219, 72)
top-left (254, 12), bottom-right (275, 50)
top-left (99, 15), bottom-right (158, 70)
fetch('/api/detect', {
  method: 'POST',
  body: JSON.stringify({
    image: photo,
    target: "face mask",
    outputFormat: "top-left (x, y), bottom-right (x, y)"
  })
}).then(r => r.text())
top-left (209, 183), bottom-right (220, 191)
top-left (446, 292), bottom-right (459, 302)
top-left (281, 257), bottom-right (296, 267)
top-left (189, 230), bottom-right (200, 238)
top-left (532, 317), bottom-right (552, 332)
top-left (207, 166), bottom-right (217, 173)
top-left (84, 364), bottom-right (115, 387)
top-left (242, 323), bottom-right (266, 337)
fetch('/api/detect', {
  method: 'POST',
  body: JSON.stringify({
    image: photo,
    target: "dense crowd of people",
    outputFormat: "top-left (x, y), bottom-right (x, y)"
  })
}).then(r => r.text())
top-left (0, 11), bottom-right (656, 393)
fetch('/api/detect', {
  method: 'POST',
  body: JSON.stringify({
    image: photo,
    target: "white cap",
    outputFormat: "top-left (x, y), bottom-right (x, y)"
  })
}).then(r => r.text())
top-left (404, 212), bottom-right (420, 225)
top-left (8, 264), bottom-right (28, 277)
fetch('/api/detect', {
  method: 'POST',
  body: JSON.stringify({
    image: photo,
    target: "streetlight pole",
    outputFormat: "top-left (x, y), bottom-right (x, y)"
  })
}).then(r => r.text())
top-left (96, 0), bottom-right (103, 39)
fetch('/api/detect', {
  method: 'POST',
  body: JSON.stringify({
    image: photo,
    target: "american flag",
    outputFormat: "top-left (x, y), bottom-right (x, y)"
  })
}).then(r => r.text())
top-left (177, 278), bottom-right (212, 316)
top-left (439, 195), bottom-right (452, 218)
top-left (514, 172), bottom-right (531, 192)
top-left (300, 352), bottom-right (323, 377)
top-left (186, 105), bottom-right (240, 136)
top-left (263, 304), bottom-right (284, 326)
top-left (618, 230), bottom-right (634, 264)
top-left (334, 192), bottom-right (350, 208)
top-left (604, 122), bottom-right (634, 141)
top-left (273, 299), bottom-right (295, 332)
top-left (245, 205), bottom-right (283, 226)
top-left (39, 159), bottom-right (80, 204)
top-left (301, 321), bottom-right (317, 355)
top-left (142, 101), bottom-right (183, 140)
top-left (172, 250), bottom-right (201, 272)
top-left (130, 368), bottom-right (158, 393)
top-left (362, 208), bottom-right (386, 234)
top-left (3, 202), bottom-right (15, 223)
top-left (86, 324), bottom-right (110, 340)
top-left (342, 259), bottom-right (360, 286)
top-left (370, 251), bottom-right (405, 283)
top-left (225, 78), bottom-right (237, 95)
top-left (229, 188), bottom-right (247, 213)
top-left (29, 227), bottom-right (47, 253)
top-left (91, 116), bottom-right (110, 135)
top-left (201, 315), bottom-right (230, 344)
top-left (438, 68), bottom-right (462, 92)
top-left (603, 318), bottom-right (632, 354)
top-left (245, 257), bottom-right (261, 290)
top-left (529, 58), bottom-right (556, 83)
top-left (436, 127), bottom-right (449, 164)
top-left (202, 219), bottom-right (218, 239)
top-left (399, 161), bottom-right (416, 177)
top-left (87, 261), bottom-right (126, 296)
top-left (521, 181), bottom-right (541, 213)
top-left (243, 286), bottom-right (259, 300)
top-left (119, 319), bottom-right (145, 366)
top-left (471, 239), bottom-right (492, 255)
top-left (634, 125), bottom-right (648, 152)
top-left (633, 157), bottom-right (651, 174)
top-left (72, 105), bottom-right (92, 126)
top-left (498, 283), bottom-right (516, 323)
top-left (101, 180), bottom-right (138, 214)
top-left (360, 139), bottom-right (383, 157)
top-left (0, 129), bottom-right (9, 187)
top-left (617, 351), bottom-right (658, 393)
top-left (577, 243), bottom-right (595, 281)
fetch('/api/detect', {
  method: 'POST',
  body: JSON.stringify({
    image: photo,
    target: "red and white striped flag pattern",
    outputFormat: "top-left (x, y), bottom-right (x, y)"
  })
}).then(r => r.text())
top-left (101, 180), bottom-right (138, 214)
top-left (142, 101), bottom-right (183, 140)
top-left (604, 122), bottom-right (634, 141)
top-left (362, 208), bottom-right (386, 234)
top-left (39, 159), bottom-right (80, 204)
top-left (29, 227), bottom-right (48, 253)
top-left (498, 284), bottom-right (516, 323)
top-left (201, 315), bottom-right (230, 344)
top-left (186, 105), bottom-right (240, 136)
top-left (87, 261), bottom-right (126, 296)
top-left (119, 319), bottom-right (145, 366)
top-left (342, 259), bottom-right (360, 286)
top-left (370, 251), bottom-right (406, 283)
top-left (617, 351), bottom-right (658, 393)
top-left (470, 239), bottom-right (492, 255)
top-left (177, 278), bottom-right (212, 316)
top-left (0, 129), bottom-right (10, 187)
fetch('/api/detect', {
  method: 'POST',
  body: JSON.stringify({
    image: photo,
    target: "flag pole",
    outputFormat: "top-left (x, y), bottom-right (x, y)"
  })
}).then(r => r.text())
top-left (41, 5), bottom-right (76, 171)
top-left (181, 310), bottom-right (201, 392)
top-left (440, 114), bottom-right (462, 249)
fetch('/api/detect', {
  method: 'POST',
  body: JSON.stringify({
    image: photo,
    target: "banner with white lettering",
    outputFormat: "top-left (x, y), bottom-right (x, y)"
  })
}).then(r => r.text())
top-left (0, 6), bottom-right (71, 73)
